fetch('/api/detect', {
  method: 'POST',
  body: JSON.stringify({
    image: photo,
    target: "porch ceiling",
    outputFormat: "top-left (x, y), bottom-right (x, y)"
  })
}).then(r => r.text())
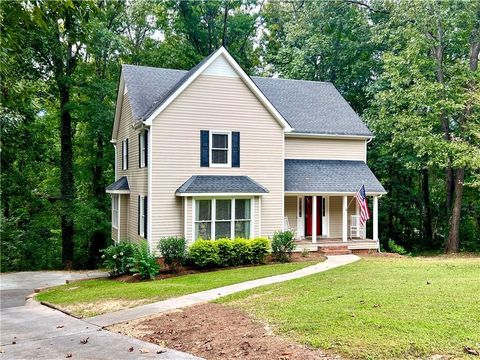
top-left (285, 159), bottom-right (386, 194)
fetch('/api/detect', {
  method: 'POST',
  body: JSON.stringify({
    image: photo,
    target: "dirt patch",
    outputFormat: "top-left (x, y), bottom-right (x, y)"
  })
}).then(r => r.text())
top-left (109, 303), bottom-right (339, 360)
top-left (59, 299), bottom-right (151, 318)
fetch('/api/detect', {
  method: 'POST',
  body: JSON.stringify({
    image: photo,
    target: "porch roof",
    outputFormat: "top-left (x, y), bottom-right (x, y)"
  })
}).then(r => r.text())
top-left (285, 159), bottom-right (386, 194)
top-left (176, 175), bottom-right (269, 196)
top-left (106, 176), bottom-right (130, 194)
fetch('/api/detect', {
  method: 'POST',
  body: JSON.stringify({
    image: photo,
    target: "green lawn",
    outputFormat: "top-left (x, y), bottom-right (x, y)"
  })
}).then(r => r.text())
top-left (218, 256), bottom-right (480, 359)
top-left (36, 261), bottom-right (317, 318)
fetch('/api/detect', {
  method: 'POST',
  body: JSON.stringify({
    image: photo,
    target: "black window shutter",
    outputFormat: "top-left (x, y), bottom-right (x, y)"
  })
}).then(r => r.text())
top-left (144, 196), bottom-right (148, 239)
top-left (200, 130), bottom-right (209, 167)
top-left (126, 138), bottom-right (129, 170)
top-left (138, 132), bottom-right (141, 168)
top-left (145, 129), bottom-right (148, 167)
top-left (137, 195), bottom-right (140, 235)
top-left (232, 132), bottom-right (240, 167)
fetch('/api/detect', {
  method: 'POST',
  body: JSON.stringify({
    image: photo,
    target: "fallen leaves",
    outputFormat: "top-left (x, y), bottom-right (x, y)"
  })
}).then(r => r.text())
top-left (128, 346), bottom-right (134, 352)
top-left (65, 353), bottom-right (72, 358)
top-left (464, 346), bottom-right (479, 356)
top-left (79, 337), bottom-right (89, 344)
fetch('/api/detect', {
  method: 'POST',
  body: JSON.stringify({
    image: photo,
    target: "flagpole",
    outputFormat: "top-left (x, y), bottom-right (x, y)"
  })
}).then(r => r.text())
top-left (347, 184), bottom-right (363, 208)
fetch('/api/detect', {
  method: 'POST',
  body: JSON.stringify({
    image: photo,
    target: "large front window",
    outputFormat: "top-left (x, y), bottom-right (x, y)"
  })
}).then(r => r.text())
top-left (194, 198), bottom-right (252, 240)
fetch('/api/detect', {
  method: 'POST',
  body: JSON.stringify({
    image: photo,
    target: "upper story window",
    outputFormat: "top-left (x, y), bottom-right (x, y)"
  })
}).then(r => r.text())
top-left (210, 131), bottom-right (231, 167)
top-left (122, 138), bottom-right (129, 170)
top-left (139, 130), bottom-right (148, 168)
top-left (200, 130), bottom-right (240, 168)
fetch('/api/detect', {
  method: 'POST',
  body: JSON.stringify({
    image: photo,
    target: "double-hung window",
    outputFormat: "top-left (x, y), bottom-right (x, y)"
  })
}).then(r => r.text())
top-left (122, 138), bottom-right (129, 170)
top-left (194, 198), bottom-right (252, 240)
top-left (210, 131), bottom-right (230, 166)
top-left (139, 130), bottom-right (148, 168)
top-left (112, 195), bottom-right (119, 229)
top-left (138, 195), bottom-right (147, 238)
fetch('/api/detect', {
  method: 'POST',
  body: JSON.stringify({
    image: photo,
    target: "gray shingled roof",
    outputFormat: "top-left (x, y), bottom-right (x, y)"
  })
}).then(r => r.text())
top-left (106, 176), bottom-right (130, 192)
top-left (285, 160), bottom-right (386, 194)
top-left (121, 60), bottom-right (372, 136)
top-left (176, 175), bottom-right (269, 194)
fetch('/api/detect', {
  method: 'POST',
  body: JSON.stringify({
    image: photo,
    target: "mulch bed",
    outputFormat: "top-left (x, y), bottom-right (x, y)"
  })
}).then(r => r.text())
top-left (114, 252), bottom-right (327, 283)
top-left (110, 303), bottom-right (339, 360)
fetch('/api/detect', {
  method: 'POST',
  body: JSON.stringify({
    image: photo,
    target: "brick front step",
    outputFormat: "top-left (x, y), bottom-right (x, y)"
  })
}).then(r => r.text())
top-left (319, 245), bottom-right (352, 255)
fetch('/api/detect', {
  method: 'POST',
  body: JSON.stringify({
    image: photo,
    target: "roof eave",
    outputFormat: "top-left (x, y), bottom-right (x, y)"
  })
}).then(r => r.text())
top-left (176, 192), bottom-right (268, 197)
top-left (286, 132), bottom-right (373, 140)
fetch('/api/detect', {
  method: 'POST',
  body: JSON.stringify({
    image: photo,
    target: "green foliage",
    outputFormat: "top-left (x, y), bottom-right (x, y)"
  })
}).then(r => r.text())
top-left (387, 239), bottom-right (410, 256)
top-left (127, 241), bottom-right (160, 280)
top-left (271, 231), bottom-right (295, 262)
top-left (188, 239), bottom-right (221, 268)
top-left (188, 238), bottom-right (270, 268)
top-left (100, 241), bottom-right (135, 277)
top-left (158, 236), bottom-right (187, 272)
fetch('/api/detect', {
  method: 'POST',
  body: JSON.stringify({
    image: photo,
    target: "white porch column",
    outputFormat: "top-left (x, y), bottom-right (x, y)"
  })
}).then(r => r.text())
top-left (312, 196), bottom-right (317, 243)
top-left (342, 195), bottom-right (348, 242)
top-left (373, 196), bottom-right (379, 241)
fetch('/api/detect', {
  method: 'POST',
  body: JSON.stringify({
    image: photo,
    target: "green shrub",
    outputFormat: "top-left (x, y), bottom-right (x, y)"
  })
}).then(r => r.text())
top-left (158, 237), bottom-right (187, 272)
top-left (249, 237), bottom-right (270, 264)
top-left (232, 238), bottom-right (251, 265)
top-left (215, 238), bottom-right (236, 267)
top-left (100, 241), bottom-right (135, 277)
top-left (271, 230), bottom-right (295, 262)
top-left (128, 241), bottom-right (160, 280)
top-left (388, 239), bottom-right (410, 255)
top-left (188, 239), bottom-right (220, 268)
top-left (188, 237), bottom-right (270, 268)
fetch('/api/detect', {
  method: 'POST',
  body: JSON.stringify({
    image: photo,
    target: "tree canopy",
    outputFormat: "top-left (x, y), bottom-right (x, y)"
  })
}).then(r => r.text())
top-left (1, 0), bottom-right (479, 271)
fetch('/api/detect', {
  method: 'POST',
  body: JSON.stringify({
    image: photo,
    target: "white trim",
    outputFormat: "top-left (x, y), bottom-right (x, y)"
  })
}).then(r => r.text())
top-left (209, 130), bottom-right (231, 167)
top-left (251, 196), bottom-right (255, 238)
top-left (140, 130), bottom-right (146, 168)
top-left (147, 126), bottom-right (152, 252)
top-left (191, 198), bottom-right (195, 244)
top-left (211, 199), bottom-right (216, 240)
top-left (183, 197), bottom-right (188, 238)
top-left (285, 191), bottom-right (387, 196)
top-left (106, 189), bottom-right (130, 195)
top-left (281, 132), bottom-right (285, 231)
top-left (144, 47), bottom-right (292, 132)
top-left (296, 196), bottom-right (305, 239)
top-left (373, 196), bottom-right (379, 241)
top-left (342, 195), bottom-right (348, 242)
top-left (322, 196), bottom-right (327, 237)
top-left (177, 192), bottom-right (267, 197)
top-left (325, 196), bottom-right (330, 237)
top-left (117, 195), bottom-right (120, 242)
top-left (139, 195), bottom-right (145, 237)
top-left (312, 196), bottom-right (317, 244)
top-left (114, 144), bottom-right (117, 180)
top-left (285, 133), bottom-right (373, 140)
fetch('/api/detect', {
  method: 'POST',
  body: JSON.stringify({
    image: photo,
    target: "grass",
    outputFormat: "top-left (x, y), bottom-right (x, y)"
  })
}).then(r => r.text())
top-left (218, 256), bottom-right (480, 359)
top-left (36, 261), bottom-right (317, 318)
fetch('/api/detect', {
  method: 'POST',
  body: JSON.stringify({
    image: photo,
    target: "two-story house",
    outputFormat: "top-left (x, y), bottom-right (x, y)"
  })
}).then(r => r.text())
top-left (106, 47), bottom-right (386, 254)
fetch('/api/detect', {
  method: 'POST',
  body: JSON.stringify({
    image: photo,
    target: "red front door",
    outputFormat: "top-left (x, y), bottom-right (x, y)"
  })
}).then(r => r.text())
top-left (305, 196), bottom-right (322, 237)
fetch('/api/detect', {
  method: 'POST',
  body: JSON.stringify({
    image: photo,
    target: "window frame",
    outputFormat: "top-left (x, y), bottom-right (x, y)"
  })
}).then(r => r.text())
top-left (140, 131), bottom-right (146, 168)
top-left (112, 195), bottom-right (119, 229)
top-left (193, 197), bottom-right (253, 240)
top-left (209, 131), bottom-right (231, 167)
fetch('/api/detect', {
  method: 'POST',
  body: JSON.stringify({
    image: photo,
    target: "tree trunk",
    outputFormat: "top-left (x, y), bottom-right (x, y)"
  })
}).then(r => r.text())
top-left (59, 83), bottom-right (75, 269)
top-left (445, 168), bottom-right (464, 253)
top-left (421, 168), bottom-right (433, 247)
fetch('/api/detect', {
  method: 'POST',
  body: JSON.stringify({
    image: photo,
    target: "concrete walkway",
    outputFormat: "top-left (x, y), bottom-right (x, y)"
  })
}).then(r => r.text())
top-left (0, 271), bottom-right (201, 359)
top-left (87, 254), bottom-right (360, 327)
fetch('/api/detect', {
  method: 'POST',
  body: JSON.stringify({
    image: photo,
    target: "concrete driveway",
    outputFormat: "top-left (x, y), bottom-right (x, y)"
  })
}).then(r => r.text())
top-left (0, 271), bottom-right (201, 359)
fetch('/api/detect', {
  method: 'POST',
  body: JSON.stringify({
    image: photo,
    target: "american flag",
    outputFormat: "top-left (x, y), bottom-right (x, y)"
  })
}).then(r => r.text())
top-left (355, 185), bottom-right (370, 225)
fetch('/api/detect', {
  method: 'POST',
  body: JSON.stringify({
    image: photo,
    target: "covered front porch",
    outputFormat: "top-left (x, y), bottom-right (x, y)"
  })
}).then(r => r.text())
top-left (284, 159), bottom-right (387, 251)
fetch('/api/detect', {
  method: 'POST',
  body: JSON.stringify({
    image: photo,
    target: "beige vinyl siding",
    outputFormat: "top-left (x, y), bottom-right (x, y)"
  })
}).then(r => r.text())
top-left (115, 94), bottom-right (148, 243)
top-left (285, 137), bottom-right (365, 161)
top-left (111, 226), bottom-right (118, 242)
top-left (150, 74), bottom-right (284, 248)
top-left (284, 196), bottom-right (297, 232)
top-left (329, 196), bottom-right (356, 238)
